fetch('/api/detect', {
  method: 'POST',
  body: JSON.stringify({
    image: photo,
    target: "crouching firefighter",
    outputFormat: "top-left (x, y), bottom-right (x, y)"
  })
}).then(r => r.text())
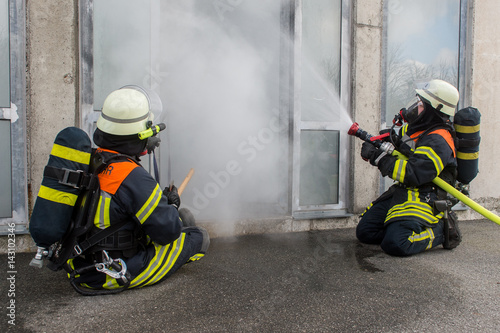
top-left (356, 79), bottom-right (462, 256)
top-left (64, 86), bottom-right (209, 295)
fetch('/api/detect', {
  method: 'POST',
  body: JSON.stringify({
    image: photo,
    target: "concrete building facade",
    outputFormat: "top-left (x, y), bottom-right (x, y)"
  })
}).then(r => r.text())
top-left (1, 0), bottom-right (498, 253)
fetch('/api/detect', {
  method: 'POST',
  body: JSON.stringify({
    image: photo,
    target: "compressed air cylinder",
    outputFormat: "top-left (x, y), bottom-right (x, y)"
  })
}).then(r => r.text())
top-left (29, 127), bottom-right (92, 248)
top-left (454, 107), bottom-right (481, 184)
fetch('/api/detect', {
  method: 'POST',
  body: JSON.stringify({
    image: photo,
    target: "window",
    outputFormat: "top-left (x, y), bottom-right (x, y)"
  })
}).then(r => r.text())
top-left (0, 0), bottom-right (27, 233)
top-left (84, 0), bottom-right (351, 221)
top-left (93, 0), bottom-right (154, 109)
top-left (292, 0), bottom-right (351, 218)
top-left (381, 0), bottom-right (472, 193)
top-left (382, 0), bottom-right (470, 125)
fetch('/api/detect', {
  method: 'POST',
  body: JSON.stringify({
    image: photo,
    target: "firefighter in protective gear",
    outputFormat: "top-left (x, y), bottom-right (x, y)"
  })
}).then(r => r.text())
top-left (68, 85), bottom-right (209, 290)
top-left (356, 79), bottom-right (461, 256)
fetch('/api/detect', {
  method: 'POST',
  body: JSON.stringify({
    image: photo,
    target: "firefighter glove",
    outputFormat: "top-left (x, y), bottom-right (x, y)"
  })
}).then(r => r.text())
top-left (163, 185), bottom-right (181, 209)
top-left (146, 137), bottom-right (161, 154)
top-left (377, 154), bottom-right (396, 177)
top-left (361, 142), bottom-right (387, 166)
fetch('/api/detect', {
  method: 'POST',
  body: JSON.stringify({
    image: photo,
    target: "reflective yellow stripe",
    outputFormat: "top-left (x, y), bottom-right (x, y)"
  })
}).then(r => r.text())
top-left (94, 197), bottom-right (102, 228)
top-left (129, 242), bottom-right (171, 287)
top-left (401, 124), bottom-right (409, 136)
top-left (103, 274), bottom-right (121, 290)
top-left (414, 146), bottom-right (444, 173)
top-left (128, 233), bottom-right (187, 288)
top-left (147, 233), bottom-right (186, 285)
top-left (386, 201), bottom-right (442, 225)
top-left (408, 228), bottom-right (435, 250)
top-left (94, 191), bottom-right (111, 229)
top-left (100, 234), bottom-right (187, 290)
top-left (408, 188), bottom-right (420, 202)
top-left (426, 228), bottom-right (435, 249)
top-left (457, 151), bottom-right (479, 160)
top-left (38, 185), bottom-right (78, 206)
top-left (136, 184), bottom-right (162, 224)
top-left (66, 259), bottom-right (77, 278)
top-left (454, 123), bottom-right (480, 134)
top-left (361, 202), bottom-right (373, 217)
top-left (51, 143), bottom-right (91, 164)
top-left (393, 159), bottom-right (406, 182)
top-left (189, 253), bottom-right (205, 261)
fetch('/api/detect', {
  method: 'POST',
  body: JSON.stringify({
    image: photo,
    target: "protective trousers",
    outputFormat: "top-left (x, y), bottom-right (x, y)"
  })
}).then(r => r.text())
top-left (69, 226), bottom-right (208, 290)
top-left (356, 196), bottom-right (445, 256)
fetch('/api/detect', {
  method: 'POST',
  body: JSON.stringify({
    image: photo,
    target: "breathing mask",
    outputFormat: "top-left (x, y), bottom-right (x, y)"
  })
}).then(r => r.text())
top-left (401, 95), bottom-right (425, 124)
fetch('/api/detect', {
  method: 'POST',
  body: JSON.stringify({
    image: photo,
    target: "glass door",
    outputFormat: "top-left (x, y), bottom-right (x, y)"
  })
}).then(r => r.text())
top-left (292, 0), bottom-right (351, 218)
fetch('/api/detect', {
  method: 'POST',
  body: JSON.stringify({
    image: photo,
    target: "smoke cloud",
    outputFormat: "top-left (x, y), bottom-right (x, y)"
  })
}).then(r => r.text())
top-left (158, 1), bottom-right (285, 222)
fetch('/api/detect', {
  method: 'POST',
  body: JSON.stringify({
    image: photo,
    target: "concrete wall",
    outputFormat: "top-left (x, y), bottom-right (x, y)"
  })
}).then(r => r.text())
top-left (351, 0), bottom-right (383, 212)
top-left (3, 0), bottom-right (79, 252)
top-left (468, 1), bottom-right (500, 210)
top-left (5, 0), bottom-right (500, 253)
top-left (27, 0), bottom-right (79, 196)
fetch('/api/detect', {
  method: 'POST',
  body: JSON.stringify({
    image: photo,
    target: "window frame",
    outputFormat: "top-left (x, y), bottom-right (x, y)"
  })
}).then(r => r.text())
top-left (379, 0), bottom-right (473, 195)
top-left (291, 0), bottom-right (352, 219)
top-left (0, 0), bottom-right (28, 234)
top-left (80, 0), bottom-right (353, 220)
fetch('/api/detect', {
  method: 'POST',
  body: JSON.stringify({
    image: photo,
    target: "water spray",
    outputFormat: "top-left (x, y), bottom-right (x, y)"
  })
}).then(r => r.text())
top-left (348, 122), bottom-right (500, 226)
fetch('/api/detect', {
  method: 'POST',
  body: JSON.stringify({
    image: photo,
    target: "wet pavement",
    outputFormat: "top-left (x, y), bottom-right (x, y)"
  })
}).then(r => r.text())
top-left (1, 219), bottom-right (499, 332)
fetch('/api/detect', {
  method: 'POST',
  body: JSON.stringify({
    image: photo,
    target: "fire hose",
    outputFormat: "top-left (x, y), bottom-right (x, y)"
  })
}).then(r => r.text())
top-left (348, 122), bottom-right (500, 226)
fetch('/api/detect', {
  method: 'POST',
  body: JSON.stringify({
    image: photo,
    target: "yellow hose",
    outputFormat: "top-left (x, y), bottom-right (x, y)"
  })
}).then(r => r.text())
top-left (392, 150), bottom-right (500, 226)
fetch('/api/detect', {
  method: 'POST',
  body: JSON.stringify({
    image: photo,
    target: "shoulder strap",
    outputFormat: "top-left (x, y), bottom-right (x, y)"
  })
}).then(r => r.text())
top-left (46, 151), bottom-right (137, 270)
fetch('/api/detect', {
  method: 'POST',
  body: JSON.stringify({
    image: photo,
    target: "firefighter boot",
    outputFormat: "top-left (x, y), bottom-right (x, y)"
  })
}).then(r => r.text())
top-left (443, 211), bottom-right (462, 250)
top-left (179, 208), bottom-right (196, 227)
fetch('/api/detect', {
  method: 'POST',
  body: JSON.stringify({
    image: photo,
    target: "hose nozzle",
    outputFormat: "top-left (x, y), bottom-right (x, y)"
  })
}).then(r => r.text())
top-left (348, 122), bottom-right (373, 142)
top-left (348, 122), bottom-right (392, 152)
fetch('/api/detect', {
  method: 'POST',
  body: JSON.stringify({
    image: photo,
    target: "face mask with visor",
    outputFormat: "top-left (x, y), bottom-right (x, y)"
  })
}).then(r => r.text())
top-left (401, 95), bottom-right (425, 124)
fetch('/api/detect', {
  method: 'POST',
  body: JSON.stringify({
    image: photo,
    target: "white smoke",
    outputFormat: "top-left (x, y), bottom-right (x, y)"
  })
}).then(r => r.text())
top-left (158, 1), bottom-right (285, 222)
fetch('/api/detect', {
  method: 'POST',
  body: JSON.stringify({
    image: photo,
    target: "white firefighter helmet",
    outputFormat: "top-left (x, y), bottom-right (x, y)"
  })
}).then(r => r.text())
top-left (415, 79), bottom-right (459, 117)
top-left (96, 85), bottom-right (163, 136)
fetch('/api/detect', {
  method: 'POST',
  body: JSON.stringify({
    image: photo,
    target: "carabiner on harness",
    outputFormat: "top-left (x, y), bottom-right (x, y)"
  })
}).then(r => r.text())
top-left (95, 250), bottom-right (129, 283)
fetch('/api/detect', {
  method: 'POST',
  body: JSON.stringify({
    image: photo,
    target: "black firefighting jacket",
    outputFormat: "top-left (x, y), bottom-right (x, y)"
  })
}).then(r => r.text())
top-left (374, 123), bottom-right (457, 227)
top-left (93, 148), bottom-right (182, 246)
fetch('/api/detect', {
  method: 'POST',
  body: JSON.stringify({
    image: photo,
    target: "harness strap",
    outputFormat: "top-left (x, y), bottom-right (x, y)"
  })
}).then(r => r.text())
top-left (43, 165), bottom-right (92, 189)
top-left (457, 137), bottom-right (481, 148)
top-left (97, 230), bottom-right (136, 249)
top-left (73, 219), bottom-right (129, 255)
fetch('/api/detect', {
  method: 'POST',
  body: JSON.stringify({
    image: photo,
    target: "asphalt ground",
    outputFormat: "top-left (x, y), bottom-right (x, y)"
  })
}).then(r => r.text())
top-left (1, 219), bottom-right (499, 333)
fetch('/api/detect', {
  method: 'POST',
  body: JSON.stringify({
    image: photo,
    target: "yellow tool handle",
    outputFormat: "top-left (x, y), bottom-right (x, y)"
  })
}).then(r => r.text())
top-left (178, 168), bottom-right (194, 196)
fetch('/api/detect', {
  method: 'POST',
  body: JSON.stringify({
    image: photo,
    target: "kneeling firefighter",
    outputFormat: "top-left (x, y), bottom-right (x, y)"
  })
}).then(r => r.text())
top-left (67, 86), bottom-right (209, 292)
top-left (356, 79), bottom-right (461, 256)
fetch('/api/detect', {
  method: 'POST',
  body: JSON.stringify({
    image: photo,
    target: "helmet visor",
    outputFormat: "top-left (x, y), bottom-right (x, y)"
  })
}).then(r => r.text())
top-left (403, 96), bottom-right (424, 124)
top-left (120, 85), bottom-right (164, 124)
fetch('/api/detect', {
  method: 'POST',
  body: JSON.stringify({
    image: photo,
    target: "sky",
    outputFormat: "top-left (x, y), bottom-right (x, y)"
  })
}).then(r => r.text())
top-left (387, 0), bottom-right (461, 66)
